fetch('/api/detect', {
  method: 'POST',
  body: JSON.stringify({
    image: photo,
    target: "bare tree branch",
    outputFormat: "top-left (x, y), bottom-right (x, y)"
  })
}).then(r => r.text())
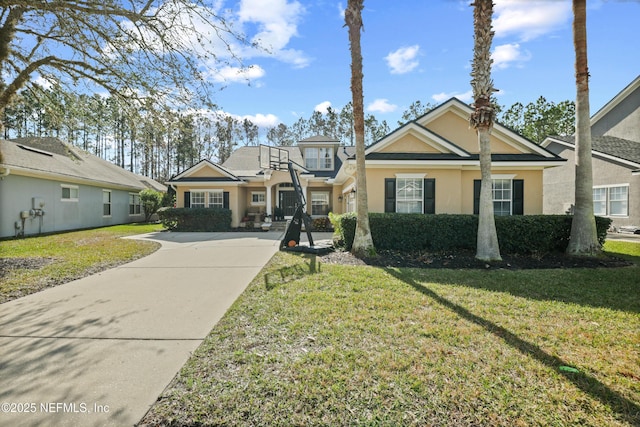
top-left (0, 0), bottom-right (251, 129)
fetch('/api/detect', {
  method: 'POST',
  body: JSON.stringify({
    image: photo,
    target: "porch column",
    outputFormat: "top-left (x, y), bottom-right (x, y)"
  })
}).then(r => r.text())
top-left (301, 182), bottom-right (308, 214)
top-left (266, 184), bottom-right (273, 216)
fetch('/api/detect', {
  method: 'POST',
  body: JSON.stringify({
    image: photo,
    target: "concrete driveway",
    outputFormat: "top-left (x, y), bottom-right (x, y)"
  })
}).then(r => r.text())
top-left (0, 231), bottom-right (282, 427)
top-left (606, 232), bottom-right (640, 243)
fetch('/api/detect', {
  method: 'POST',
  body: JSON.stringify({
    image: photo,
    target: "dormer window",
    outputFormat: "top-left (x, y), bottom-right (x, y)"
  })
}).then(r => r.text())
top-left (305, 147), bottom-right (333, 170)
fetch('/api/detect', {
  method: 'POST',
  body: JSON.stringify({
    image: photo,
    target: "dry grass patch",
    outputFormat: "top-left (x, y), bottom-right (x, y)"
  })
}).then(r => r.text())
top-left (0, 223), bottom-right (163, 302)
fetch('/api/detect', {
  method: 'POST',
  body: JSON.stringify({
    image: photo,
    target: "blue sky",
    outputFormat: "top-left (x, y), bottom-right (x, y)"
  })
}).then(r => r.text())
top-left (205, 0), bottom-right (639, 131)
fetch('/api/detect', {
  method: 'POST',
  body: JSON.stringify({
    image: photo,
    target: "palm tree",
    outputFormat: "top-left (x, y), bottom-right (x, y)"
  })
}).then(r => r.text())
top-left (345, 0), bottom-right (375, 257)
top-left (567, 0), bottom-right (600, 256)
top-left (470, 0), bottom-right (501, 261)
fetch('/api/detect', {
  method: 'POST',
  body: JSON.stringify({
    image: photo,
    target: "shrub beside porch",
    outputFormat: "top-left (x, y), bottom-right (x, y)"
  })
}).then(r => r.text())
top-left (158, 207), bottom-right (232, 232)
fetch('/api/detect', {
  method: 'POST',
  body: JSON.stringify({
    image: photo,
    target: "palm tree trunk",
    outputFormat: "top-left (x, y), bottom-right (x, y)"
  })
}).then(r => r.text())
top-left (470, 0), bottom-right (501, 261)
top-left (477, 125), bottom-right (501, 260)
top-left (567, 0), bottom-right (599, 256)
top-left (346, 0), bottom-right (375, 257)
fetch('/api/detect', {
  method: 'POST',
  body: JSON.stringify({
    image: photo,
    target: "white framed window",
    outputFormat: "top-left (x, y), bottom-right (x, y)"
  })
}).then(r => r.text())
top-left (61, 184), bottom-right (79, 201)
top-left (129, 193), bottom-right (141, 215)
top-left (304, 147), bottom-right (333, 170)
top-left (593, 188), bottom-right (607, 216)
top-left (311, 192), bottom-right (330, 216)
top-left (190, 190), bottom-right (224, 208)
top-left (103, 190), bottom-right (112, 216)
top-left (593, 185), bottom-right (629, 217)
top-left (305, 147), bottom-right (318, 169)
top-left (251, 191), bottom-right (266, 206)
top-left (208, 190), bottom-right (224, 208)
top-left (320, 147), bottom-right (332, 169)
top-left (609, 186), bottom-right (628, 216)
top-left (396, 177), bottom-right (423, 213)
top-left (492, 179), bottom-right (512, 216)
top-left (190, 191), bottom-right (205, 208)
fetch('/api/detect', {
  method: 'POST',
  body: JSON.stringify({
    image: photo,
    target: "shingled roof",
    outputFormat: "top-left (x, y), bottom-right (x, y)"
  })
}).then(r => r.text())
top-left (551, 135), bottom-right (640, 165)
top-left (0, 137), bottom-right (166, 191)
top-left (222, 146), bottom-right (307, 176)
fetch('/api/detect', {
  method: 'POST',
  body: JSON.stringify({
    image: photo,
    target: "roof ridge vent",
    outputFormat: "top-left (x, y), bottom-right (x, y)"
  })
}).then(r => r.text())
top-left (17, 144), bottom-right (54, 157)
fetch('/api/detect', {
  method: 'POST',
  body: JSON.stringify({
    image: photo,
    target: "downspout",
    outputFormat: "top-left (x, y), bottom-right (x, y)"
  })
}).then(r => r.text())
top-left (169, 184), bottom-right (177, 206)
top-left (0, 166), bottom-right (10, 177)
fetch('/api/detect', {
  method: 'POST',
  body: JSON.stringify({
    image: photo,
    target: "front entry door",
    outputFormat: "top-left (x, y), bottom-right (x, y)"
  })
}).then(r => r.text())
top-left (279, 191), bottom-right (297, 218)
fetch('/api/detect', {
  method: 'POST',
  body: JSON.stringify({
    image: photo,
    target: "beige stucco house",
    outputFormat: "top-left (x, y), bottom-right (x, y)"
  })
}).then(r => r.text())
top-left (167, 98), bottom-right (565, 228)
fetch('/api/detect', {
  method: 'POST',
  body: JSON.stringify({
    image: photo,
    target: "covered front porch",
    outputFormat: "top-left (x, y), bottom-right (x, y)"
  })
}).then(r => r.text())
top-left (240, 179), bottom-right (343, 223)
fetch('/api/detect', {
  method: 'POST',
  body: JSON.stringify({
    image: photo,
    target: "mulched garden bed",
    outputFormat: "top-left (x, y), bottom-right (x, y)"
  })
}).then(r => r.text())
top-left (320, 249), bottom-right (632, 270)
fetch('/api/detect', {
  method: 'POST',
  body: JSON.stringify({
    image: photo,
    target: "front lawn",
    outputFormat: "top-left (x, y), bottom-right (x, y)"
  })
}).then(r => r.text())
top-left (141, 241), bottom-right (640, 426)
top-left (0, 223), bottom-right (163, 303)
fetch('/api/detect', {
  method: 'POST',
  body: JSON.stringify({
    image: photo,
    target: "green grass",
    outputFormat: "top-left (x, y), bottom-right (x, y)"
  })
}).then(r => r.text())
top-left (0, 223), bottom-right (163, 303)
top-left (604, 240), bottom-right (640, 262)
top-left (142, 241), bottom-right (640, 427)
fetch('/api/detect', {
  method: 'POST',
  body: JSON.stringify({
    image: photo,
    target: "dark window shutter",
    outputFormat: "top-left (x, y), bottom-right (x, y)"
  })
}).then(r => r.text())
top-left (473, 180), bottom-right (481, 215)
top-left (512, 179), bottom-right (524, 215)
top-left (184, 191), bottom-right (191, 208)
top-left (223, 192), bottom-right (230, 209)
top-left (424, 178), bottom-right (435, 214)
top-left (384, 178), bottom-right (396, 213)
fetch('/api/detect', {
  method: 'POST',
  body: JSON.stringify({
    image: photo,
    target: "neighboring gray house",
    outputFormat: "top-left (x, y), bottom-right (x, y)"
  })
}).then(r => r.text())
top-left (0, 137), bottom-right (166, 238)
top-left (542, 75), bottom-right (640, 232)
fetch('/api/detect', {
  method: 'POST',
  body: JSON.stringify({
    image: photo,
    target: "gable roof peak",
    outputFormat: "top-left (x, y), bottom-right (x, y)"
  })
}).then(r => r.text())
top-left (591, 74), bottom-right (640, 124)
top-left (169, 158), bottom-right (241, 182)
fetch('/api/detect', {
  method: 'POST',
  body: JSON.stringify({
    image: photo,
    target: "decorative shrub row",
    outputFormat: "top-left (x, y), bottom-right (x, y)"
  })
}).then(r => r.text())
top-left (334, 213), bottom-right (611, 254)
top-left (158, 207), bottom-right (232, 232)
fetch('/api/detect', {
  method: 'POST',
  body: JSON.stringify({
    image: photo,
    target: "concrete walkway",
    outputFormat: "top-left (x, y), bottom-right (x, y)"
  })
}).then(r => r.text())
top-left (606, 231), bottom-right (640, 243)
top-left (0, 231), bottom-right (283, 427)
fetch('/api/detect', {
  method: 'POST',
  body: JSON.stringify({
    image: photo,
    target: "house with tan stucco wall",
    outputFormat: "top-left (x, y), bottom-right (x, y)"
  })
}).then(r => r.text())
top-left (167, 98), bottom-right (565, 228)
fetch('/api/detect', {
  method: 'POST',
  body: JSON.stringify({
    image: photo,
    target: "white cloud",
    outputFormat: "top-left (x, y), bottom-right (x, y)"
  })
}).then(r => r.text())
top-left (213, 110), bottom-right (280, 128)
top-left (367, 98), bottom-right (398, 114)
top-left (385, 45), bottom-right (420, 75)
top-left (210, 65), bottom-right (266, 84)
top-left (431, 90), bottom-right (473, 104)
top-left (491, 43), bottom-right (532, 70)
top-left (111, 0), bottom-right (310, 94)
top-left (241, 113), bottom-right (280, 128)
top-left (274, 49), bottom-right (312, 69)
top-left (238, 0), bottom-right (310, 68)
top-left (33, 75), bottom-right (54, 90)
top-left (314, 101), bottom-right (332, 114)
top-left (493, 0), bottom-right (571, 41)
top-left (337, 2), bottom-right (346, 19)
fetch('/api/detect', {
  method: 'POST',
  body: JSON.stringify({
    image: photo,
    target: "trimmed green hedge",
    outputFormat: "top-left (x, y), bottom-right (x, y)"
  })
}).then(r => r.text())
top-left (336, 213), bottom-right (611, 254)
top-left (158, 207), bottom-right (232, 232)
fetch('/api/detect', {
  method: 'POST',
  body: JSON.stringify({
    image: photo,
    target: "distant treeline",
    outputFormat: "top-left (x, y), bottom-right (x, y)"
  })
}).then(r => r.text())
top-left (3, 85), bottom-right (574, 182)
